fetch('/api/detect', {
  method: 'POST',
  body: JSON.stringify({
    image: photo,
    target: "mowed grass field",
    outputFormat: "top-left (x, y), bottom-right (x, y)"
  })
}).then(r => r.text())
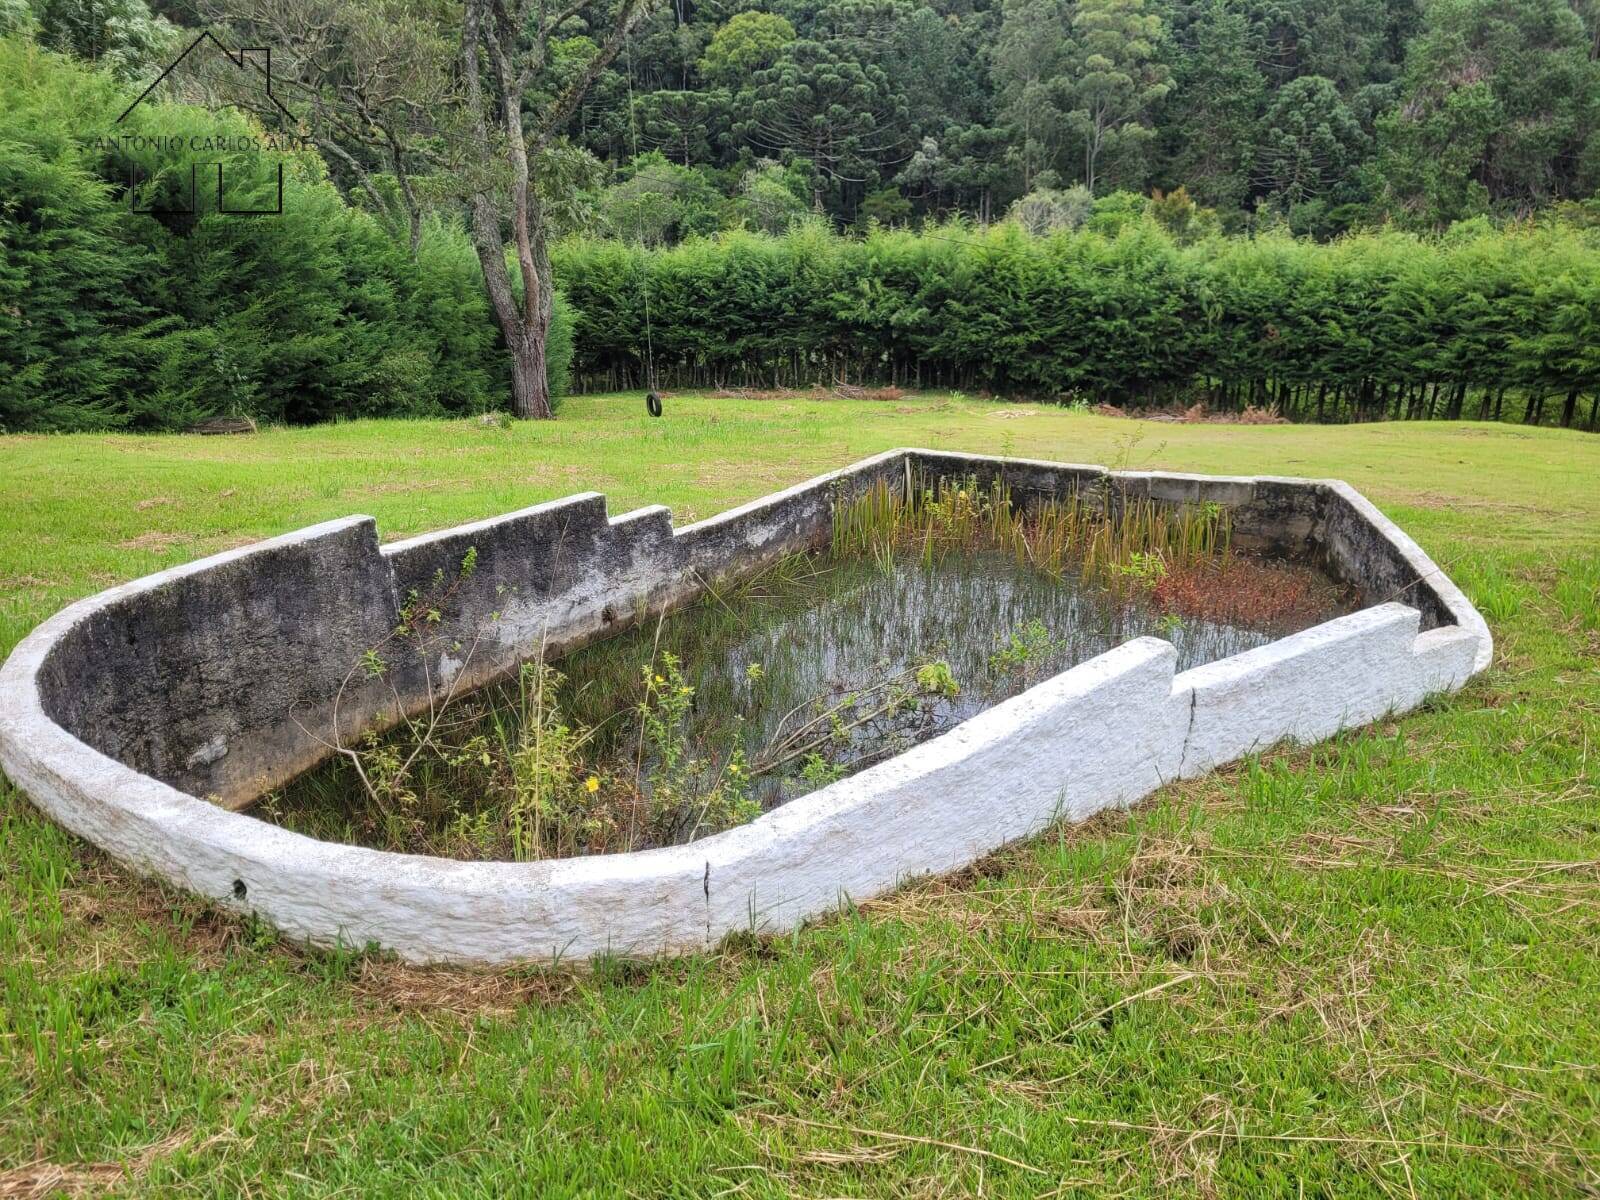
top-left (1, 392), bottom-right (1597, 1197)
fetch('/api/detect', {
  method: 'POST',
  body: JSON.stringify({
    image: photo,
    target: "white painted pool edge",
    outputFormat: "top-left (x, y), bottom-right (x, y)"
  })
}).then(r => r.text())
top-left (0, 457), bottom-right (1492, 964)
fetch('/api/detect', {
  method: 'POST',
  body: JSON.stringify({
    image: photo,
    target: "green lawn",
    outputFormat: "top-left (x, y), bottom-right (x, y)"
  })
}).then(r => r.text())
top-left (2, 392), bottom-right (1597, 1197)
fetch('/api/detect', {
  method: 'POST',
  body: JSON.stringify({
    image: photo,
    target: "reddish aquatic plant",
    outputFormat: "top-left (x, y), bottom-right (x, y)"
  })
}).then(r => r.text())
top-left (1149, 556), bottom-right (1352, 627)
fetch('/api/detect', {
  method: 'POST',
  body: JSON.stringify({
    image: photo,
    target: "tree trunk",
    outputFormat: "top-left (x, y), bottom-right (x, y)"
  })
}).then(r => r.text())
top-left (1561, 389), bottom-right (1579, 428)
top-left (507, 323), bottom-right (552, 420)
top-left (468, 196), bottom-right (554, 420)
top-left (460, 0), bottom-right (569, 421)
top-left (1085, 113), bottom-right (1101, 195)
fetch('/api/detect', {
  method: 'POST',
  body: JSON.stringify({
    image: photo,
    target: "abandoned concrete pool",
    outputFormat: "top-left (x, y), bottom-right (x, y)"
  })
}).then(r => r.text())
top-left (0, 449), bottom-right (1492, 963)
top-left (265, 473), bottom-right (1360, 861)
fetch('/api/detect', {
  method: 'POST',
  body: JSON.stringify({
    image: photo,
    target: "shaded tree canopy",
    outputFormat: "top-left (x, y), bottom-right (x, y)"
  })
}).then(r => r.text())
top-left (18, 0), bottom-right (1599, 235)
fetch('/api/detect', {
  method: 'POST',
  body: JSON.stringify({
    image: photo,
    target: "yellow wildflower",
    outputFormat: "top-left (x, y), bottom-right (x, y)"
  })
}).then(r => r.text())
top-left (584, 776), bottom-right (600, 793)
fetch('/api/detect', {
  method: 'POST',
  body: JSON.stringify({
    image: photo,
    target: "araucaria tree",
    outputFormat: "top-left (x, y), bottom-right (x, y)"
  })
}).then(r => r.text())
top-left (215, 0), bottom-right (650, 419)
top-left (737, 36), bottom-right (909, 211)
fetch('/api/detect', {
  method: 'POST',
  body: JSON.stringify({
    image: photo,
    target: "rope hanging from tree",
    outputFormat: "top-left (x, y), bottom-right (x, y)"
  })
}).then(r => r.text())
top-left (622, 34), bottom-right (662, 418)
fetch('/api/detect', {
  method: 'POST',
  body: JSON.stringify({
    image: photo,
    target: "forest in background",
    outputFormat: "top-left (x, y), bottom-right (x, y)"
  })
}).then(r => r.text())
top-left (550, 0), bottom-right (1600, 239)
top-left (2, 0), bottom-right (1599, 430)
top-left (13, 0), bottom-right (1600, 239)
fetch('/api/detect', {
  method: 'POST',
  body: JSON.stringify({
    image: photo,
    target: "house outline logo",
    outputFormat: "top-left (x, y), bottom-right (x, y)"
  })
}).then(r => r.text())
top-left (113, 30), bottom-right (305, 217)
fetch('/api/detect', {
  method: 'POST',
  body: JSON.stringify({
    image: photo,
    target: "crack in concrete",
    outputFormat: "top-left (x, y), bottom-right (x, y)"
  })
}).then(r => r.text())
top-left (1178, 688), bottom-right (1198, 776)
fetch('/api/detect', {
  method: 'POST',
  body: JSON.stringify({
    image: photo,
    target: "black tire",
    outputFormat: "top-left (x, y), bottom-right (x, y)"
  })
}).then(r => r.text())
top-left (646, 391), bottom-right (663, 417)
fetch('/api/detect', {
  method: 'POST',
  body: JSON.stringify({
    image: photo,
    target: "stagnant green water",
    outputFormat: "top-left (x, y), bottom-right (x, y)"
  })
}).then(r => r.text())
top-left (262, 547), bottom-right (1356, 859)
top-left (561, 550), bottom-right (1351, 806)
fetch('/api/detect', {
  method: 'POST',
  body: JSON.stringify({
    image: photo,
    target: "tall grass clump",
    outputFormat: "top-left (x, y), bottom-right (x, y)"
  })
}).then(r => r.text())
top-left (831, 473), bottom-right (1232, 587)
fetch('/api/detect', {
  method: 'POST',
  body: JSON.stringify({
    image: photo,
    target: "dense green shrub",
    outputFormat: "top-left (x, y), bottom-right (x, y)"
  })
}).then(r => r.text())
top-left (554, 218), bottom-right (1600, 427)
top-left (0, 37), bottom-right (575, 432)
top-left (0, 35), bottom-right (165, 430)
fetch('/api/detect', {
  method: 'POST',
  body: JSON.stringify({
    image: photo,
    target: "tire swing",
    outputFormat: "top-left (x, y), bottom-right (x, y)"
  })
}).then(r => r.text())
top-left (641, 289), bottom-right (661, 417)
top-left (635, 229), bottom-right (661, 418)
top-left (624, 33), bottom-right (663, 420)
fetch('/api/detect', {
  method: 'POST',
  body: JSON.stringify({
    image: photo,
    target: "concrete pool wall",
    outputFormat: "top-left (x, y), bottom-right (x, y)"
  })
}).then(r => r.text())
top-left (0, 450), bottom-right (1491, 963)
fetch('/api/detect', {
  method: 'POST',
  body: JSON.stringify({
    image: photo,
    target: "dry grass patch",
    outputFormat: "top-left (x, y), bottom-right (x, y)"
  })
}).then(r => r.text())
top-left (349, 960), bottom-right (578, 1018)
top-left (113, 531), bottom-right (190, 553)
top-left (0, 1133), bottom-right (229, 1199)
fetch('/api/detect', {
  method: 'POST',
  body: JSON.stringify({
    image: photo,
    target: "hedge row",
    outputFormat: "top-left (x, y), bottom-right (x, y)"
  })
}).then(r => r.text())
top-left (0, 37), bottom-right (571, 432)
top-left (554, 221), bottom-right (1600, 427)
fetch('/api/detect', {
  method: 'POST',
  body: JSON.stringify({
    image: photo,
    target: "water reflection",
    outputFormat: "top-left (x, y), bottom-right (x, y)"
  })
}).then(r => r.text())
top-left (562, 551), bottom-right (1354, 807)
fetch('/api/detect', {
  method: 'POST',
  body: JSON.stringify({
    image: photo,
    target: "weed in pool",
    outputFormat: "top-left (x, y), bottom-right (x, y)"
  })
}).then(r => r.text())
top-left (1148, 555), bottom-right (1354, 627)
top-left (914, 659), bottom-right (960, 698)
top-left (638, 652), bottom-right (761, 846)
top-left (503, 660), bottom-right (603, 860)
top-left (796, 752), bottom-right (847, 789)
top-left (833, 471), bottom-right (1235, 592)
top-left (1114, 550), bottom-right (1170, 592)
top-left (988, 619), bottom-right (1067, 681)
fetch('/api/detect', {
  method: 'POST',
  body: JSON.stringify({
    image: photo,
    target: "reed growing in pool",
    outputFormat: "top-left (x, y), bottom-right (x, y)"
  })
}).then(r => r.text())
top-left (831, 472), bottom-right (1232, 584)
top-left (265, 476), bottom-right (1346, 862)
